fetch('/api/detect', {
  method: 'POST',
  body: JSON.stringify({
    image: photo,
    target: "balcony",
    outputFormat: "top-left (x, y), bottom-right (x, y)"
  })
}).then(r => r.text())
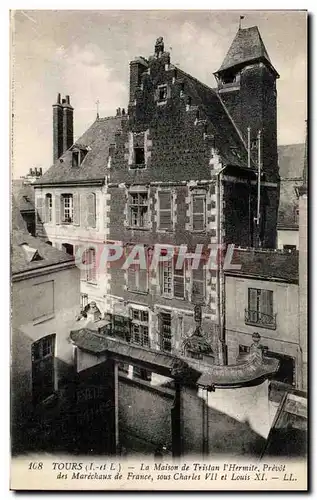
top-left (245, 309), bottom-right (277, 330)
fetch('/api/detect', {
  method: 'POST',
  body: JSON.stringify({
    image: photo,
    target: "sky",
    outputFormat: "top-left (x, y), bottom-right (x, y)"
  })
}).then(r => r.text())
top-left (11, 9), bottom-right (307, 179)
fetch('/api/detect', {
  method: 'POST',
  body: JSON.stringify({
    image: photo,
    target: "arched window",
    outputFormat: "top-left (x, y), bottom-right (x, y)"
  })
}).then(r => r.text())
top-left (45, 193), bottom-right (52, 222)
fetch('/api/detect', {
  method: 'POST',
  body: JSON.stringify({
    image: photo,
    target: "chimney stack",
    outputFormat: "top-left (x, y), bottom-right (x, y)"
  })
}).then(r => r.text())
top-left (129, 56), bottom-right (148, 104)
top-left (53, 93), bottom-right (63, 162)
top-left (52, 93), bottom-right (74, 163)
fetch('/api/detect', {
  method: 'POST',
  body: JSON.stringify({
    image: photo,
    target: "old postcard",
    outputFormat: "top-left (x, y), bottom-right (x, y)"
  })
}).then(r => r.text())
top-left (10, 9), bottom-right (308, 491)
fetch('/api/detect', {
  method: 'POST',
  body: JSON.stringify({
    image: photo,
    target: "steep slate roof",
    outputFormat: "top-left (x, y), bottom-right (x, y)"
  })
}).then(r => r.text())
top-left (216, 26), bottom-right (278, 76)
top-left (12, 197), bottom-right (28, 232)
top-left (224, 248), bottom-right (299, 284)
top-left (177, 68), bottom-right (252, 169)
top-left (278, 144), bottom-right (305, 179)
top-left (12, 180), bottom-right (35, 212)
top-left (35, 116), bottom-right (124, 185)
top-left (12, 229), bottom-right (74, 275)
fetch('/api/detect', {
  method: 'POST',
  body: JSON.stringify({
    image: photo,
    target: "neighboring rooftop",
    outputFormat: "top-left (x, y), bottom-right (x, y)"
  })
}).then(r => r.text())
top-left (224, 247), bottom-right (299, 284)
top-left (12, 197), bottom-right (28, 232)
top-left (215, 26), bottom-right (278, 77)
top-left (12, 229), bottom-right (74, 276)
top-left (35, 116), bottom-right (124, 185)
top-left (12, 180), bottom-right (35, 213)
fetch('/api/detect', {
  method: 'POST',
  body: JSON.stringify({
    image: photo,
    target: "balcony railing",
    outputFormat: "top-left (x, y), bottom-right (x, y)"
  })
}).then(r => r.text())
top-left (245, 309), bottom-right (277, 330)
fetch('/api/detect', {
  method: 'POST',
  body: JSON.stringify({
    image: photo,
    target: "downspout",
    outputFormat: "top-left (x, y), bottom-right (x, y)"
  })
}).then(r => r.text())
top-left (255, 130), bottom-right (262, 247)
top-left (247, 126), bottom-right (252, 245)
top-left (247, 126), bottom-right (251, 169)
top-left (216, 165), bottom-right (227, 365)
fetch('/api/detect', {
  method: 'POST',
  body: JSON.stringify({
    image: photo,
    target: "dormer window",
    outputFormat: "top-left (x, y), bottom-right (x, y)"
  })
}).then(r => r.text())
top-left (72, 151), bottom-right (79, 167)
top-left (21, 244), bottom-right (43, 263)
top-left (72, 148), bottom-right (88, 167)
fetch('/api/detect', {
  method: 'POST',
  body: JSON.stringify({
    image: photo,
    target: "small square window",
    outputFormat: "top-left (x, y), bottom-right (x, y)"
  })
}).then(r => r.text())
top-left (158, 85), bottom-right (167, 102)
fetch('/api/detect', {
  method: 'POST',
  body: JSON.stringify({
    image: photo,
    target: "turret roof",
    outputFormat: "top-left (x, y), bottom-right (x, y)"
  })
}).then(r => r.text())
top-left (216, 26), bottom-right (278, 77)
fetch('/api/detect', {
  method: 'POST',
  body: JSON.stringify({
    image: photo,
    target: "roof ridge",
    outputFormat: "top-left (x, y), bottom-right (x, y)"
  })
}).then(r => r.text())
top-left (96, 115), bottom-right (127, 122)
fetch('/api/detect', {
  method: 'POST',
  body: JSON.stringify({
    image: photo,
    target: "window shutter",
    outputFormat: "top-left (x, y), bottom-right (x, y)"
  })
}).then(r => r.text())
top-left (166, 85), bottom-right (171, 99)
top-left (248, 288), bottom-right (257, 311)
top-left (260, 290), bottom-right (273, 316)
top-left (55, 195), bottom-right (61, 225)
top-left (127, 267), bottom-right (136, 290)
top-left (87, 193), bottom-right (96, 228)
top-left (192, 195), bottom-right (205, 230)
top-left (73, 192), bottom-right (80, 226)
top-left (139, 269), bottom-right (148, 292)
top-left (174, 260), bottom-right (185, 299)
top-left (158, 191), bottom-right (172, 230)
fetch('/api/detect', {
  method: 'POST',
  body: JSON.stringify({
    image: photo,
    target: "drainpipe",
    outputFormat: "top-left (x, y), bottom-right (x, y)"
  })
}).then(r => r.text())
top-left (255, 130), bottom-right (262, 248)
top-left (247, 126), bottom-right (251, 169)
top-left (216, 165), bottom-right (227, 365)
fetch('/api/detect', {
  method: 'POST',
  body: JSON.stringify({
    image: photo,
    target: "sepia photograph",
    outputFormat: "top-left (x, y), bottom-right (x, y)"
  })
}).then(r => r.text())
top-left (10, 9), bottom-right (308, 490)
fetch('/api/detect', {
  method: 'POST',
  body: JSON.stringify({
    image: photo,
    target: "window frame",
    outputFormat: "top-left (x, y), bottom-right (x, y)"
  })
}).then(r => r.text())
top-left (191, 192), bottom-right (207, 232)
top-left (130, 308), bottom-right (150, 348)
top-left (158, 190), bottom-right (173, 231)
top-left (159, 257), bottom-right (185, 300)
top-left (126, 250), bottom-right (148, 294)
top-left (128, 191), bottom-right (149, 229)
top-left (133, 146), bottom-right (145, 167)
top-left (61, 193), bottom-right (74, 224)
top-left (157, 84), bottom-right (168, 103)
top-left (245, 287), bottom-right (276, 330)
top-left (159, 311), bottom-right (172, 352)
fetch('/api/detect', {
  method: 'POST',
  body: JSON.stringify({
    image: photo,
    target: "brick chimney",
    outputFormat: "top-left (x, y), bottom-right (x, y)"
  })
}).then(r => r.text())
top-left (62, 95), bottom-right (74, 153)
top-left (129, 56), bottom-right (148, 104)
top-left (52, 93), bottom-right (74, 162)
top-left (52, 93), bottom-right (63, 162)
